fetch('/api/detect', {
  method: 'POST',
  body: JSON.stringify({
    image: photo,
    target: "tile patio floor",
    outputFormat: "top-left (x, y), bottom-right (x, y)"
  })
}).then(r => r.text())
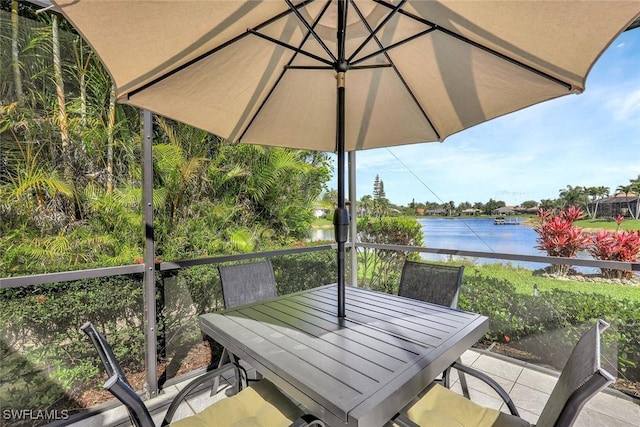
top-left (65, 350), bottom-right (640, 427)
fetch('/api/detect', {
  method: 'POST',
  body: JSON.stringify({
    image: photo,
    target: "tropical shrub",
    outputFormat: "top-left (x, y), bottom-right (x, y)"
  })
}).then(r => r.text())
top-left (273, 248), bottom-right (337, 295)
top-left (356, 216), bottom-right (423, 293)
top-left (460, 270), bottom-right (640, 381)
top-left (0, 276), bottom-right (145, 416)
top-left (458, 271), bottom-right (527, 342)
top-left (534, 206), bottom-right (591, 275)
top-left (0, 247), bottom-right (337, 417)
top-left (588, 215), bottom-right (640, 279)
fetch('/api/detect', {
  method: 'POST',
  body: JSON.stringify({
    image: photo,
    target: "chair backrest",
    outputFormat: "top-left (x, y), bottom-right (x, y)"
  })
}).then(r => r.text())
top-left (218, 260), bottom-right (278, 309)
top-left (398, 261), bottom-right (464, 308)
top-left (81, 322), bottom-right (154, 427)
top-left (536, 319), bottom-right (615, 427)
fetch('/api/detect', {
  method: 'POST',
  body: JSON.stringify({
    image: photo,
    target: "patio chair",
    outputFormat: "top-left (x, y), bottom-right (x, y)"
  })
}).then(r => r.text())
top-left (214, 260), bottom-right (278, 387)
top-left (218, 259), bottom-right (278, 309)
top-left (81, 322), bottom-right (324, 427)
top-left (394, 319), bottom-right (615, 427)
top-left (398, 261), bottom-right (464, 308)
top-left (398, 261), bottom-right (469, 396)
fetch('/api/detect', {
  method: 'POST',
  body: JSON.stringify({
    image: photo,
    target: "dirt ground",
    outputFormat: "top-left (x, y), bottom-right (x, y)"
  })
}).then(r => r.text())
top-left (75, 341), bottom-right (214, 408)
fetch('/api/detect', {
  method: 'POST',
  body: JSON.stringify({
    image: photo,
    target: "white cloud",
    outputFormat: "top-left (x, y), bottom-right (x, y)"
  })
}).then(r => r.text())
top-left (606, 89), bottom-right (640, 121)
top-left (329, 29), bottom-right (640, 207)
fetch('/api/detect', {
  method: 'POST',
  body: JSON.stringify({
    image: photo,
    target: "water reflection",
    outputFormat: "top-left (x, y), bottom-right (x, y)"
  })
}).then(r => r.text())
top-left (308, 227), bottom-right (335, 241)
top-left (417, 217), bottom-right (547, 269)
top-left (309, 217), bottom-right (598, 272)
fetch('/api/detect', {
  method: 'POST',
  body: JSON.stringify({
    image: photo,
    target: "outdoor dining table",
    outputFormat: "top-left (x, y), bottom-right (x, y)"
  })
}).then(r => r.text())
top-left (199, 284), bottom-right (489, 427)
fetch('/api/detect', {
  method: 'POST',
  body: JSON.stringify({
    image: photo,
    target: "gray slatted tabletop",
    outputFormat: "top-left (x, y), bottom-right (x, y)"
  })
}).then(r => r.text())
top-left (200, 284), bottom-right (488, 427)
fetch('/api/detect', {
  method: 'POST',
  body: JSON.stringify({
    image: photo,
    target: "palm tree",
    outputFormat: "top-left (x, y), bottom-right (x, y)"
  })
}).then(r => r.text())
top-left (447, 201), bottom-right (456, 216)
top-left (558, 185), bottom-right (586, 208)
top-left (585, 186), bottom-right (609, 219)
top-left (154, 117), bottom-right (211, 227)
top-left (359, 194), bottom-right (374, 216)
top-left (1, 140), bottom-right (73, 214)
top-left (51, 14), bottom-right (70, 172)
top-left (628, 176), bottom-right (640, 220)
top-left (319, 189), bottom-right (337, 208)
top-left (539, 199), bottom-right (559, 211)
top-left (10, 0), bottom-right (24, 102)
top-left (616, 184), bottom-right (634, 218)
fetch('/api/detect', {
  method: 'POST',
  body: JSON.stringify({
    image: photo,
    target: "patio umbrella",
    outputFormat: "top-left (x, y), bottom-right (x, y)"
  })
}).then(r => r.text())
top-left (51, 0), bottom-right (640, 317)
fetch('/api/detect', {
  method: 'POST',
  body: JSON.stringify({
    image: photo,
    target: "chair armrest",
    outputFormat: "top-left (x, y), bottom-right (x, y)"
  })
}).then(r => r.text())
top-left (448, 361), bottom-right (520, 416)
top-left (389, 413), bottom-right (421, 427)
top-left (161, 363), bottom-right (240, 426)
top-left (289, 414), bottom-right (327, 426)
top-left (104, 375), bottom-right (154, 427)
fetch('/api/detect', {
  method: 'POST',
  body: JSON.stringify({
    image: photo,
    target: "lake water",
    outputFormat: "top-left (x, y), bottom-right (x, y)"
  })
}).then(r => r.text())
top-left (416, 217), bottom-right (548, 269)
top-left (310, 217), bottom-right (595, 271)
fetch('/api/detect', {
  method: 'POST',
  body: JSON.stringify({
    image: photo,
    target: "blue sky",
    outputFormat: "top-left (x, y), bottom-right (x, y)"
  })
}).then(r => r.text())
top-left (329, 28), bottom-right (640, 207)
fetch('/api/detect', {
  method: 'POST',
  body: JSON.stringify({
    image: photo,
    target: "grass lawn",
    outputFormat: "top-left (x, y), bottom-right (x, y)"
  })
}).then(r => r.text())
top-left (575, 218), bottom-right (640, 231)
top-left (466, 262), bottom-right (640, 302)
top-left (312, 218), bottom-right (334, 228)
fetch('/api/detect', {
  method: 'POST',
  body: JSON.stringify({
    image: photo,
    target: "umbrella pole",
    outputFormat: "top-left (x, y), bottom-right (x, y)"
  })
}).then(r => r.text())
top-left (334, 71), bottom-right (348, 318)
top-left (333, 0), bottom-right (348, 318)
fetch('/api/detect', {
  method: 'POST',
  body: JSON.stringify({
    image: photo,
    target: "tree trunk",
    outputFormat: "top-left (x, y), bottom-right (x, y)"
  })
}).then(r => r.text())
top-left (11, 0), bottom-right (24, 102)
top-left (80, 65), bottom-right (87, 128)
top-left (107, 85), bottom-right (116, 194)
top-left (53, 15), bottom-right (70, 168)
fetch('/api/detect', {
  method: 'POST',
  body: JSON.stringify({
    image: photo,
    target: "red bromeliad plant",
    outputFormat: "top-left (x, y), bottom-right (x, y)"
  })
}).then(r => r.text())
top-left (534, 206), bottom-right (591, 275)
top-left (588, 215), bottom-right (640, 279)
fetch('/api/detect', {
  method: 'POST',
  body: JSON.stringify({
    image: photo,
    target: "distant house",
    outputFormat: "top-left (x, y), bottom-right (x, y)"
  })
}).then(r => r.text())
top-left (514, 206), bottom-right (539, 215)
top-left (425, 208), bottom-right (448, 216)
top-left (588, 193), bottom-right (639, 218)
top-left (313, 208), bottom-right (329, 218)
top-left (492, 207), bottom-right (516, 216)
top-left (461, 208), bottom-right (481, 216)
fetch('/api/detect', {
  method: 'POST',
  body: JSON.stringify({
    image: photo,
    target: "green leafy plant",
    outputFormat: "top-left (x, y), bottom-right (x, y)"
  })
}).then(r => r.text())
top-left (588, 215), bottom-right (640, 279)
top-left (356, 216), bottom-right (424, 293)
top-left (460, 270), bottom-right (640, 382)
top-left (534, 206), bottom-right (591, 275)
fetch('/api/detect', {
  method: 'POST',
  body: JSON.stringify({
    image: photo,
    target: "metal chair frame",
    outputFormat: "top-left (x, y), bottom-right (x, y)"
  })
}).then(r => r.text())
top-left (394, 320), bottom-right (616, 427)
top-left (213, 259), bottom-right (278, 390)
top-left (81, 322), bottom-right (324, 427)
top-left (398, 260), bottom-right (469, 397)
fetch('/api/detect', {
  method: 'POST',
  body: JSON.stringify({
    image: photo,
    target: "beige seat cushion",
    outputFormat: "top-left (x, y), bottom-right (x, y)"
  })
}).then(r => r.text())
top-left (171, 379), bottom-right (303, 427)
top-left (404, 384), bottom-right (501, 427)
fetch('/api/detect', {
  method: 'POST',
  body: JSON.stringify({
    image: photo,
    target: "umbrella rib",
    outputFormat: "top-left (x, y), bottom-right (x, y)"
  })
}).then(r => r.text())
top-left (248, 30), bottom-right (334, 67)
top-left (237, 0), bottom-right (334, 143)
top-left (125, 0), bottom-right (318, 99)
top-left (286, 65), bottom-right (335, 70)
top-left (285, 0), bottom-right (337, 63)
top-left (347, 0), bottom-right (407, 63)
top-left (286, 63), bottom-right (392, 70)
top-left (350, 28), bottom-right (436, 66)
top-left (350, 0), bottom-right (441, 140)
top-left (372, 0), bottom-right (574, 91)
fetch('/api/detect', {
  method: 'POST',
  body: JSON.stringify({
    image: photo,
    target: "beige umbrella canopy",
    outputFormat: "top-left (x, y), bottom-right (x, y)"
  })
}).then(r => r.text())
top-left (51, 0), bottom-right (640, 316)
top-left (52, 0), bottom-right (639, 151)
